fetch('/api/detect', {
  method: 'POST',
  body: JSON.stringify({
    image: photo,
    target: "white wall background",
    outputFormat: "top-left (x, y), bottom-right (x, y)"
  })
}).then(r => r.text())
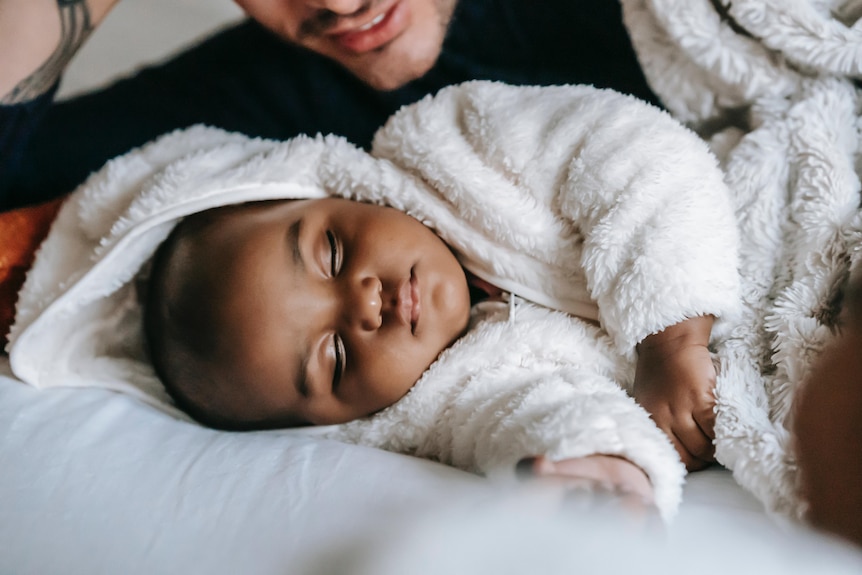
top-left (59, 0), bottom-right (244, 98)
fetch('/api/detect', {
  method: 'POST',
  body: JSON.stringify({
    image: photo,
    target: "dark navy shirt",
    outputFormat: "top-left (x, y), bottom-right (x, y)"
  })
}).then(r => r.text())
top-left (0, 0), bottom-right (656, 209)
top-left (0, 83), bottom-right (57, 187)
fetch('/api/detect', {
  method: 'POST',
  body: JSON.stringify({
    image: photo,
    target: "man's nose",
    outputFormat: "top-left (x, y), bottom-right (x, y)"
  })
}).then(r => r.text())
top-left (345, 276), bottom-right (382, 331)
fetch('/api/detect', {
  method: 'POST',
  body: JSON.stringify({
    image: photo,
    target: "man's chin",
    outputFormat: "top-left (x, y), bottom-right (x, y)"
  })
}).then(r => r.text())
top-left (348, 54), bottom-right (438, 91)
top-left (340, 19), bottom-right (447, 91)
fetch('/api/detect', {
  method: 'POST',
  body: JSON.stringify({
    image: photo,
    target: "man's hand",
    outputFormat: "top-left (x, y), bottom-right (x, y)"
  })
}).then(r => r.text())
top-left (633, 316), bottom-right (716, 471)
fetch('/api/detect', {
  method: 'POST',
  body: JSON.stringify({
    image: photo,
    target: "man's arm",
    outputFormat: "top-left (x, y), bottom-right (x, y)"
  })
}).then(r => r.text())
top-left (0, 0), bottom-right (118, 103)
top-left (0, 0), bottom-right (118, 209)
top-left (795, 272), bottom-right (862, 547)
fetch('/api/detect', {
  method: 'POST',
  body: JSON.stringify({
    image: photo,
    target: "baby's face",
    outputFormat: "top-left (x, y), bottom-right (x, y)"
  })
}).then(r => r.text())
top-left (183, 198), bottom-right (471, 426)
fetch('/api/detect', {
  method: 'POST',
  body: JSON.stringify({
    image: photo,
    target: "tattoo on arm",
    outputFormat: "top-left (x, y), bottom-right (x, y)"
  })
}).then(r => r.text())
top-left (1, 0), bottom-right (92, 104)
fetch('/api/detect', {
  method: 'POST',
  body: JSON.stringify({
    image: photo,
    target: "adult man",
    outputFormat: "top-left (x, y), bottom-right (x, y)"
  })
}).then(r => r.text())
top-left (1, 0), bottom-right (656, 208)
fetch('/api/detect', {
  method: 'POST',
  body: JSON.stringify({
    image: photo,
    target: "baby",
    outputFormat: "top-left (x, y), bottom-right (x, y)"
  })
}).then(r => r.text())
top-left (144, 196), bottom-right (664, 502)
top-left (147, 197), bottom-right (718, 472)
top-left (137, 81), bottom-right (742, 512)
top-left (8, 82), bottom-right (743, 519)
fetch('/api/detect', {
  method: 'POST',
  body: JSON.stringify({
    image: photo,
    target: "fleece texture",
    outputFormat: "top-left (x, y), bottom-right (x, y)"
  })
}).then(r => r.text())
top-left (622, 0), bottom-right (862, 518)
top-left (7, 83), bottom-right (743, 521)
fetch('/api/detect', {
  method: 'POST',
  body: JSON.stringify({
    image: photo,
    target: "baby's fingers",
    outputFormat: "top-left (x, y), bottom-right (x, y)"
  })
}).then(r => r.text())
top-left (673, 421), bottom-right (715, 471)
top-left (693, 399), bottom-right (717, 440)
top-left (685, 376), bottom-right (717, 466)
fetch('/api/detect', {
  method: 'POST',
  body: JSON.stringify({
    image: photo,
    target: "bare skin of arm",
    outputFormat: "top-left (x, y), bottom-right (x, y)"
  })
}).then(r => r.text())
top-left (633, 315), bottom-right (717, 471)
top-left (0, 0), bottom-right (118, 102)
top-left (794, 274), bottom-right (862, 547)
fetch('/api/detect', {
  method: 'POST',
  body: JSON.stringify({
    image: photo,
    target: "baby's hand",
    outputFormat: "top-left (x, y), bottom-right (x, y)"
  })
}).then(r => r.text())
top-left (633, 316), bottom-right (716, 471)
top-left (516, 455), bottom-right (657, 526)
top-left (517, 454), bottom-right (654, 505)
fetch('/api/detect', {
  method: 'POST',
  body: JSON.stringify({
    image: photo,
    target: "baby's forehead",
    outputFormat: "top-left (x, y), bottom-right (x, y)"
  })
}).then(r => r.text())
top-left (180, 201), bottom-right (269, 236)
top-left (170, 201), bottom-right (288, 262)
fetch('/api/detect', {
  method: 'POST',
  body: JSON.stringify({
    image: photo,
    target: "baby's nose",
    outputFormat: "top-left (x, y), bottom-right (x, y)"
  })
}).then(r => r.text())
top-left (350, 277), bottom-right (382, 331)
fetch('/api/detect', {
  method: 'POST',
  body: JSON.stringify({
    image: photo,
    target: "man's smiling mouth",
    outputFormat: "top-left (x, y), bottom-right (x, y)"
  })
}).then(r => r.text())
top-left (328, 1), bottom-right (408, 54)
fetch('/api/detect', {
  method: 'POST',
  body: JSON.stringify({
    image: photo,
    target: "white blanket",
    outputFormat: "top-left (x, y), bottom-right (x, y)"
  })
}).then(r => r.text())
top-left (622, 0), bottom-right (862, 517)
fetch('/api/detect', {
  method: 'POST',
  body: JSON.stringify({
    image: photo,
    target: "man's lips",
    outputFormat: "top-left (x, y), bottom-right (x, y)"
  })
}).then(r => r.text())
top-left (328, 0), bottom-right (409, 53)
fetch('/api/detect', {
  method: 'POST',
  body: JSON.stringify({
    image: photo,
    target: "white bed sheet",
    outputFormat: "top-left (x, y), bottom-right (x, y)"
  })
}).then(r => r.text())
top-left (3, 358), bottom-right (862, 575)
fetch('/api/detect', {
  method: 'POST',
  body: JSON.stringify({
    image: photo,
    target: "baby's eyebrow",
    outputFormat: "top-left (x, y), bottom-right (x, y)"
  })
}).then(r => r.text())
top-left (288, 218), bottom-right (304, 271)
top-left (296, 350), bottom-right (310, 398)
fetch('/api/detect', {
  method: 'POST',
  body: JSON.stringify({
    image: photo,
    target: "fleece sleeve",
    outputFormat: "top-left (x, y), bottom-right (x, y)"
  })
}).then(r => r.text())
top-left (372, 81), bottom-right (741, 354)
top-left (326, 304), bottom-right (686, 521)
top-left (547, 89), bottom-right (742, 352)
top-left (459, 82), bottom-right (742, 352)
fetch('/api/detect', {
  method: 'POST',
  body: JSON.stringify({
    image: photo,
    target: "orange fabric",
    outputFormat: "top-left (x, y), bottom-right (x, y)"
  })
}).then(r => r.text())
top-left (0, 198), bottom-right (65, 349)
